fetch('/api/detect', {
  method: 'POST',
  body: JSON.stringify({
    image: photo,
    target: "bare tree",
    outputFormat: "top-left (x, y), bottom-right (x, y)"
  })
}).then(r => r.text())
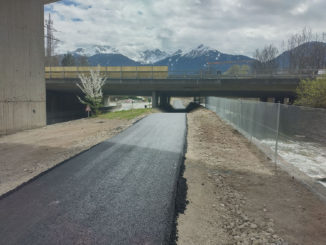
top-left (76, 55), bottom-right (89, 66)
top-left (252, 44), bottom-right (279, 74)
top-left (77, 67), bottom-right (106, 115)
top-left (44, 13), bottom-right (60, 66)
top-left (287, 27), bottom-right (326, 73)
top-left (61, 53), bottom-right (75, 66)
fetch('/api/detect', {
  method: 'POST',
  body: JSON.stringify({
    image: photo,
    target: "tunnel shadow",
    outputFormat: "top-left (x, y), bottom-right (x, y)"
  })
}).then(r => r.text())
top-left (161, 102), bottom-right (202, 113)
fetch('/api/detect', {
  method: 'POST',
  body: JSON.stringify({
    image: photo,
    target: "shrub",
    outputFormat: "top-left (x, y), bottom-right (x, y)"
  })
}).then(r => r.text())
top-left (295, 77), bottom-right (326, 108)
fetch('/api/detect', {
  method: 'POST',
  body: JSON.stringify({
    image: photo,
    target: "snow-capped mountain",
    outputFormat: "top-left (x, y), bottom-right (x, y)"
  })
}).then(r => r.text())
top-left (70, 45), bottom-right (140, 66)
top-left (183, 44), bottom-right (215, 58)
top-left (72, 45), bottom-right (119, 57)
top-left (155, 44), bottom-right (253, 72)
top-left (136, 49), bottom-right (170, 64)
top-left (61, 44), bottom-right (254, 72)
top-left (88, 53), bottom-right (140, 66)
top-left (57, 42), bottom-right (326, 73)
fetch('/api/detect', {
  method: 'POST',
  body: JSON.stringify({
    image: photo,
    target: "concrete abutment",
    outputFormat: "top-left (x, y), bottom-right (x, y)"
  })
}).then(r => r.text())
top-left (152, 91), bottom-right (158, 108)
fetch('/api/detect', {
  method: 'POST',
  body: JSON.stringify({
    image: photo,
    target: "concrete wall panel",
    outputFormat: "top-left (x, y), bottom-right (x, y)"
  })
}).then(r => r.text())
top-left (0, 0), bottom-right (46, 135)
top-left (0, 102), bottom-right (46, 135)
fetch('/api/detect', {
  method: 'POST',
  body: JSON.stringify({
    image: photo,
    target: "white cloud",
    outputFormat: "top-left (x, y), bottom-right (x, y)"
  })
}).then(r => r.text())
top-left (45, 0), bottom-right (326, 58)
top-left (290, 2), bottom-right (309, 15)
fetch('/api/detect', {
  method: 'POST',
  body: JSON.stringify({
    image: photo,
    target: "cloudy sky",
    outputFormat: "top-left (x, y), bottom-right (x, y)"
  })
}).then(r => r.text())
top-left (45, 0), bottom-right (326, 59)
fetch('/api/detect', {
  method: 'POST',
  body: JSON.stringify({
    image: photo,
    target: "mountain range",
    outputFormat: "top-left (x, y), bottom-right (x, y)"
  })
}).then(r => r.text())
top-left (59, 42), bottom-right (326, 73)
top-left (65, 44), bottom-right (254, 73)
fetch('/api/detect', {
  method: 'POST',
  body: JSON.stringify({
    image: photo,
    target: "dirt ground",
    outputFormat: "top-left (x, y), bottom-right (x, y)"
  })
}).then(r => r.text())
top-left (177, 107), bottom-right (326, 245)
top-left (0, 115), bottom-right (147, 197)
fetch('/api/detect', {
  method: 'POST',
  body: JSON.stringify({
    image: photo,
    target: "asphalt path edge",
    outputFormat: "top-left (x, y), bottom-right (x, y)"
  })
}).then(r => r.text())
top-left (0, 116), bottom-right (148, 201)
top-left (169, 114), bottom-right (189, 245)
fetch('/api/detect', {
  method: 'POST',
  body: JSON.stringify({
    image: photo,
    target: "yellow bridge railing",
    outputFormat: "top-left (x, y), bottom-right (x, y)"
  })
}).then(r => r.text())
top-left (45, 66), bottom-right (169, 79)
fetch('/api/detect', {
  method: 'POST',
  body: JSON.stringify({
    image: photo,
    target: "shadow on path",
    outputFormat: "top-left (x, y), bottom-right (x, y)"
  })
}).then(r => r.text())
top-left (161, 102), bottom-right (202, 113)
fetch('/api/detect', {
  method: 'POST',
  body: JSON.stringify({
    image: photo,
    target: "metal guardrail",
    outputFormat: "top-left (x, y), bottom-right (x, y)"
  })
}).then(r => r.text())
top-left (45, 67), bottom-right (317, 80)
top-left (45, 66), bottom-right (169, 80)
top-left (45, 70), bottom-right (169, 80)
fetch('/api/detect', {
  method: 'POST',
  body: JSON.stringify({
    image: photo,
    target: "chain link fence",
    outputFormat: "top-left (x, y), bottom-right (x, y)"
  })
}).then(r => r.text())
top-left (205, 97), bottom-right (326, 188)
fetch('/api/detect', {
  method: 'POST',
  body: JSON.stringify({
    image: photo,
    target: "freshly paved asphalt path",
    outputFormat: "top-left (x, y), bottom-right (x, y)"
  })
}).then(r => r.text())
top-left (0, 113), bottom-right (186, 245)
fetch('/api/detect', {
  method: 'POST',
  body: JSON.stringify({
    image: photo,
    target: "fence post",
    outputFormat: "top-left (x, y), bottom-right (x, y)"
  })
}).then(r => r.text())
top-left (274, 102), bottom-right (281, 170)
top-left (239, 99), bottom-right (242, 132)
top-left (249, 104), bottom-right (253, 143)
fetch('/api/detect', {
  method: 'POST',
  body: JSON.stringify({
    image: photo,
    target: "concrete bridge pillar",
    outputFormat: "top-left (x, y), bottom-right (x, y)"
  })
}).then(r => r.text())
top-left (167, 96), bottom-right (171, 105)
top-left (159, 95), bottom-right (170, 107)
top-left (274, 97), bottom-right (285, 104)
top-left (260, 97), bottom-right (268, 102)
top-left (159, 95), bottom-right (164, 107)
top-left (103, 95), bottom-right (110, 107)
top-left (152, 92), bottom-right (158, 108)
top-left (0, 0), bottom-right (46, 135)
top-left (288, 97), bottom-right (296, 105)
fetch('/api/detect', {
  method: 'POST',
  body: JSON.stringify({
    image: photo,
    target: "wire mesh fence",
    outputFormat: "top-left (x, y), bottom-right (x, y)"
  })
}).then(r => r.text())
top-left (205, 97), bottom-right (326, 184)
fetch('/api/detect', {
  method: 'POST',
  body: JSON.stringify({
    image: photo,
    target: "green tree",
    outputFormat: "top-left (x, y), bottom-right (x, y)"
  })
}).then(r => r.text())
top-left (61, 53), bottom-right (75, 66)
top-left (294, 77), bottom-right (326, 108)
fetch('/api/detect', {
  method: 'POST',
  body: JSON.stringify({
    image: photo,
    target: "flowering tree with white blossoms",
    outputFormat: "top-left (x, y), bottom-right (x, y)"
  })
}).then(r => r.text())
top-left (77, 67), bottom-right (107, 116)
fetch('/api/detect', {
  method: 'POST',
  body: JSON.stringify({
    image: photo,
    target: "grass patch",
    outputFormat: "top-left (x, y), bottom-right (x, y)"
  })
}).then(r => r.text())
top-left (99, 108), bottom-right (153, 120)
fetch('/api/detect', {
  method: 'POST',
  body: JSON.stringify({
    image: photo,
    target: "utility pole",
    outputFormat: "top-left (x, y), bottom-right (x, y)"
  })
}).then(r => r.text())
top-left (44, 13), bottom-right (60, 66)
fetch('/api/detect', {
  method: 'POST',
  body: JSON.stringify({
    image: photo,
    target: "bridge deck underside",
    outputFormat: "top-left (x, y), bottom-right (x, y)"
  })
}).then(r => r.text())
top-left (46, 78), bottom-right (299, 98)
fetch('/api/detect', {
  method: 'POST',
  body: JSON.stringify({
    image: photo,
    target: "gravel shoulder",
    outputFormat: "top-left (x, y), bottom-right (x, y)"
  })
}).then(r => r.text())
top-left (0, 113), bottom-right (150, 197)
top-left (177, 107), bottom-right (326, 245)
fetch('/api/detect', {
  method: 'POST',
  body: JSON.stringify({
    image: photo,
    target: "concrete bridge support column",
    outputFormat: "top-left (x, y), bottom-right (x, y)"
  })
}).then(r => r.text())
top-left (167, 96), bottom-right (171, 106)
top-left (159, 95), bottom-right (169, 107)
top-left (103, 95), bottom-right (110, 107)
top-left (159, 95), bottom-right (164, 107)
top-left (194, 96), bottom-right (202, 104)
top-left (288, 97), bottom-right (296, 105)
top-left (274, 97), bottom-right (285, 104)
top-left (152, 92), bottom-right (158, 108)
top-left (260, 97), bottom-right (268, 102)
top-left (0, 0), bottom-right (46, 135)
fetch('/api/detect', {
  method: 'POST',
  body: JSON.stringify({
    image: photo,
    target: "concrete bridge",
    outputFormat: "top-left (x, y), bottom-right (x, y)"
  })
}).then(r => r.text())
top-left (45, 66), bottom-right (312, 107)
